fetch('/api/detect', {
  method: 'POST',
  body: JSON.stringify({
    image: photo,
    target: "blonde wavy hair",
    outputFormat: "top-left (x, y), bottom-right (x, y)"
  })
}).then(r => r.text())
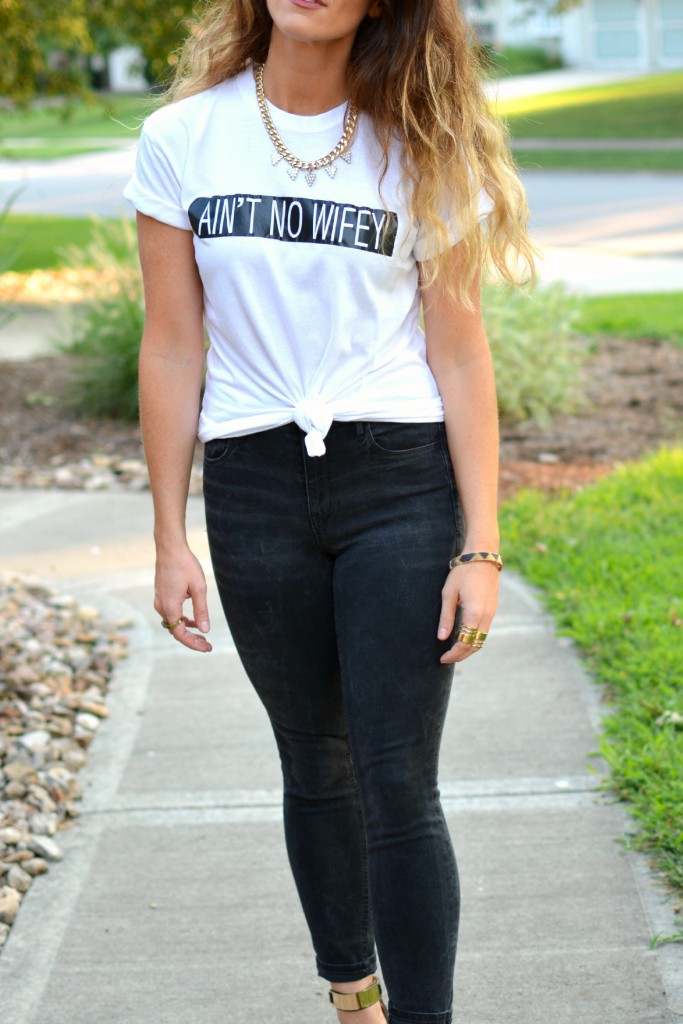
top-left (168, 0), bottom-right (535, 306)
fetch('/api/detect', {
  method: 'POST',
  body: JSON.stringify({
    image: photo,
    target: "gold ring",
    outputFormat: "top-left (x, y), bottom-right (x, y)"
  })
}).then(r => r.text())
top-left (457, 627), bottom-right (488, 646)
top-left (161, 618), bottom-right (183, 631)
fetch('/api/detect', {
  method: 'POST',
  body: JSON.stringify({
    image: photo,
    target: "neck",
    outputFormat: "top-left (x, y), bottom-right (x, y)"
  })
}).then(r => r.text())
top-left (261, 30), bottom-right (353, 114)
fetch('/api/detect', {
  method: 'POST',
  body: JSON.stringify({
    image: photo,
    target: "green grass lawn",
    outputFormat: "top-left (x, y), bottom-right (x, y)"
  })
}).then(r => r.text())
top-left (0, 145), bottom-right (114, 161)
top-left (1, 215), bottom-right (122, 272)
top-left (577, 292), bottom-right (683, 346)
top-left (0, 93), bottom-right (152, 159)
top-left (497, 71), bottom-right (683, 137)
top-left (501, 448), bottom-right (683, 902)
top-left (513, 148), bottom-right (683, 172)
top-left (0, 94), bottom-right (151, 139)
top-left (498, 71), bottom-right (683, 171)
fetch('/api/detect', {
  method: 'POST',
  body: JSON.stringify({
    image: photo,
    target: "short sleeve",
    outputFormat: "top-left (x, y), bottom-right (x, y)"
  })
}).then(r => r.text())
top-left (413, 186), bottom-right (494, 262)
top-left (123, 122), bottom-right (192, 231)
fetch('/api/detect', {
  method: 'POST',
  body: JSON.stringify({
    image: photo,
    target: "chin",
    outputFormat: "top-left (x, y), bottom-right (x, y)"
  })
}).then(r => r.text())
top-left (273, 20), bottom-right (334, 44)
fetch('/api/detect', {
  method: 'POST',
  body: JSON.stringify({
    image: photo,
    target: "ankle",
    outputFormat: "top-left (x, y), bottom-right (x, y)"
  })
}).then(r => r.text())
top-left (331, 974), bottom-right (377, 995)
top-left (336, 1006), bottom-right (386, 1024)
top-left (329, 975), bottom-right (387, 1022)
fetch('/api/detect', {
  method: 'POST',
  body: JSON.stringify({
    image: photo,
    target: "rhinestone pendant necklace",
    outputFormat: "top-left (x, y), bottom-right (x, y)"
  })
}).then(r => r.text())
top-left (254, 63), bottom-right (357, 186)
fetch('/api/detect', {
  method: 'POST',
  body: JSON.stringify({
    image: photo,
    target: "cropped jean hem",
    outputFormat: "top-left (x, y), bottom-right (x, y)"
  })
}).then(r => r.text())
top-left (317, 956), bottom-right (379, 982)
top-left (389, 1007), bottom-right (452, 1024)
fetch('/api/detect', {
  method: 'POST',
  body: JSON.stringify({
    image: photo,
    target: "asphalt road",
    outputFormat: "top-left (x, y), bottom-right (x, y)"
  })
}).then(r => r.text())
top-left (0, 148), bottom-right (136, 222)
top-left (3, 145), bottom-right (683, 293)
top-left (3, 145), bottom-right (682, 259)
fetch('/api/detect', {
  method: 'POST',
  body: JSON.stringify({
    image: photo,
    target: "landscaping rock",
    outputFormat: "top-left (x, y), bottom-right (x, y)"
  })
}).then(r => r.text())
top-left (23, 857), bottom-right (49, 877)
top-left (25, 835), bottom-right (63, 863)
top-left (28, 812), bottom-right (58, 836)
top-left (0, 573), bottom-right (129, 956)
top-left (0, 827), bottom-right (22, 846)
top-left (16, 730), bottom-right (52, 757)
top-left (2, 781), bottom-right (25, 800)
top-left (0, 885), bottom-right (21, 924)
top-left (7, 865), bottom-right (32, 893)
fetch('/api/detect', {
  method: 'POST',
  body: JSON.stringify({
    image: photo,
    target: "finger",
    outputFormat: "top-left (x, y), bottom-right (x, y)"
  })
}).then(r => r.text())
top-left (437, 585), bottom-right (459, 640)
top-left (441, 641), bottom-right (479, 664)
top-left (190, 585), bottom-right (210, 634)
top-left (160, 607), bottom-right (213, 653)
top-left (169, 618), bottom-right (213, 653)
top-left (440, 612), bottom-right (490, 664)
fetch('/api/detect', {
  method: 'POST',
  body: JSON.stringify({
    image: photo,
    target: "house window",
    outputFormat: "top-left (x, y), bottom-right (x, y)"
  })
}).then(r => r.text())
top-left (593, 0), bottom-right (641, 60)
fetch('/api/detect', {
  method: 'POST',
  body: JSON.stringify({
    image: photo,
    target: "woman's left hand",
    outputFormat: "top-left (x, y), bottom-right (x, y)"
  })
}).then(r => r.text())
top-left (437, 564), bottom-right (500, 663)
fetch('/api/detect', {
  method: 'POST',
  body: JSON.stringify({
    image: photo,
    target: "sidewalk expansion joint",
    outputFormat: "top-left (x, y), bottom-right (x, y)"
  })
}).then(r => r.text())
top-left (78, 775), bottom-right (603, 824)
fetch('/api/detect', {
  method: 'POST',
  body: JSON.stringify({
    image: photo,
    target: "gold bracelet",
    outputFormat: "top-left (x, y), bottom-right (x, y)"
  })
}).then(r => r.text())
top-left (449, 551), bottom-right (503, 572)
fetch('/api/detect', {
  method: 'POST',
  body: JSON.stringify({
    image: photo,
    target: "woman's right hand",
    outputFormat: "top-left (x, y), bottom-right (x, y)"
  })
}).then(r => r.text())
top-left (153, 545), bottom-right (213, 653)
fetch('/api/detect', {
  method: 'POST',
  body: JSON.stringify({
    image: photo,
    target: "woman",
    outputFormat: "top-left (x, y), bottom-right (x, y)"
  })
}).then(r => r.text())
top-left (124, 1), bottom-right (534, 1021)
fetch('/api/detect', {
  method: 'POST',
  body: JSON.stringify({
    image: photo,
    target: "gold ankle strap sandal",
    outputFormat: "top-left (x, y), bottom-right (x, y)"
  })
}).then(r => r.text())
top-left (329, 976), bottom-right (387, 1018)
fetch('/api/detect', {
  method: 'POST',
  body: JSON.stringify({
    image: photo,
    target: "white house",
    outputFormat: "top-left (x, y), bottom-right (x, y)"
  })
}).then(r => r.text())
top-left (464, 0), bottom-right (683, 70)
top-left (107, 46), bottom-right (148, 92)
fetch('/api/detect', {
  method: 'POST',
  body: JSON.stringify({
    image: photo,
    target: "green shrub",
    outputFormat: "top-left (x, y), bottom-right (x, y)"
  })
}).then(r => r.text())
top-left (59, 218), bottom-right (143, 420)
top-left (483, 279), bottom-right (586, 425)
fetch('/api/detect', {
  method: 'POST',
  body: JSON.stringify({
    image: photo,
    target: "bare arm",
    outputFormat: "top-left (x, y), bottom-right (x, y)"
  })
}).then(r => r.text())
top-left (137, 211), bottom-right (212, 652)
top-left (420, 245), bottom-right (500, 664)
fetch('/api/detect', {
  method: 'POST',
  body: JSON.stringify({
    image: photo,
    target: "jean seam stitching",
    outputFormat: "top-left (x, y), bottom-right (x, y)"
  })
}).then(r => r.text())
top-left (203, 439), bottom-right (240, 466)
top-left (338, 679), bottom-right (374, 968)
top-left (438, 438), bottom-right (463, 553)
top-left (364, 422), bottom-right (443, 457)
top-left (347, 749), bottom-right (372, 964)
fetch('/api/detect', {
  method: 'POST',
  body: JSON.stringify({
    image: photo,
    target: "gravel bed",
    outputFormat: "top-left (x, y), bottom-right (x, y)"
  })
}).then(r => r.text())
top-left (0, 573), bottom-right (129, 951)
top-left (0, 454), bottom-right (203, 495)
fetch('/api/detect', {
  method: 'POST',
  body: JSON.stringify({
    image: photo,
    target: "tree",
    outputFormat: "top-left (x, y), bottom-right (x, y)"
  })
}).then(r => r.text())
top-left (1, 0), bottom-right (93, 103)
top-left (1, 0), bottom-right (197, 103)
top-left (88, 1), bottom-right (198, 86)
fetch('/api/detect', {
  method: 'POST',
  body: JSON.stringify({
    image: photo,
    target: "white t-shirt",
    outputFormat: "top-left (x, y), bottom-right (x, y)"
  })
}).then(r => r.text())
top-left (123, 67), bottom-right (493, 456)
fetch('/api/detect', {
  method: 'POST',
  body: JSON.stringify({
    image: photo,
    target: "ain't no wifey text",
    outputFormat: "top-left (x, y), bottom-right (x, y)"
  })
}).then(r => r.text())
top-left (189, 193), bottom-right (398, 256)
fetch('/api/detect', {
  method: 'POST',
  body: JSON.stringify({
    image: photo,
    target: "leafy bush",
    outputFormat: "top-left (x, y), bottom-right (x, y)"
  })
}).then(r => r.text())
top-left (483, 279), bottom-right (586, 425)
top-left (59, 217), bottom-right (143, 420)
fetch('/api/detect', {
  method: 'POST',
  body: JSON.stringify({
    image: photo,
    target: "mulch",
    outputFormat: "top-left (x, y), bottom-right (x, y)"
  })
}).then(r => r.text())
top-left (1, 334), bottom-right (681, 502)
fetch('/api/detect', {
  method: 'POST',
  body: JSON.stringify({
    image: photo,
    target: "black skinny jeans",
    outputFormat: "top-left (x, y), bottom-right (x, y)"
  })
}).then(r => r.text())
top-left (203, 420), bottom-right (464, 1024)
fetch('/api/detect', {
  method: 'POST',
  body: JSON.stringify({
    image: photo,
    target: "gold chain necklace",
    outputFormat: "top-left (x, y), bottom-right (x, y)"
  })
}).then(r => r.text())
top-left (254, 63), bottom-right (358, 187)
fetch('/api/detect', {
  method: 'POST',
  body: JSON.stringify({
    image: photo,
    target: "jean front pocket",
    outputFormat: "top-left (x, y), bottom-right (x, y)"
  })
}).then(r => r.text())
top-left (203, 436), bottom-right (240, 466)
top-left (364, 421), bottom-right (444, 456)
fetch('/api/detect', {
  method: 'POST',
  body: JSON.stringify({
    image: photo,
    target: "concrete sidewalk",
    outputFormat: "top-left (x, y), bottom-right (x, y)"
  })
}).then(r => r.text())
top-left (0, 306), bottom-right (72, 362)
top-left (0, 488), bottom-right (681, 1024)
